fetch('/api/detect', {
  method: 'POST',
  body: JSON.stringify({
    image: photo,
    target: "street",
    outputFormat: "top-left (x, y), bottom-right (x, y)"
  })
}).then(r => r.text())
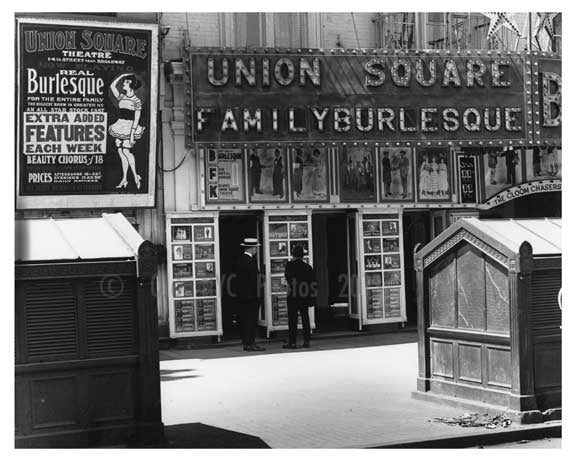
top-left (159, 333), bottom-right (559, 448)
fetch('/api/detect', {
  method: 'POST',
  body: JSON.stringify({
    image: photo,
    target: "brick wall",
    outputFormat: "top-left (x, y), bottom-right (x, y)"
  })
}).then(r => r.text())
top-left (160, 12), bottom-right (222, 61)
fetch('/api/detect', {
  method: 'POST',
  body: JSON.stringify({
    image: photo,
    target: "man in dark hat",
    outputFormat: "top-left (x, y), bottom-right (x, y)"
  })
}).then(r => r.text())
top-left (235, 237), bottom-right (265, 351)
top-left (283, 244), bottom-right (316, 349)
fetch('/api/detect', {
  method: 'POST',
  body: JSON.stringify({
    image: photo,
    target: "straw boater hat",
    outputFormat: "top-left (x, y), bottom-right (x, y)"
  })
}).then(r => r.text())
top-left (240, 237), bottom-right (261, 247)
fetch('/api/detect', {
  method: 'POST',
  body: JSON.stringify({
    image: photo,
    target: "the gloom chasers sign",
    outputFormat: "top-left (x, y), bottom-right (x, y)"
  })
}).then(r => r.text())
top-left (190, 49), bottom-right (558, 145)
top-left (16, 17), bottom-right (158, 209)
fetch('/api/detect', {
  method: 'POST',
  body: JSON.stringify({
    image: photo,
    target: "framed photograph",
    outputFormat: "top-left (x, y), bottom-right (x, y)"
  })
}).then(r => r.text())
top-left (526, 146), bottom-right (561, 181)
top-left (271, 276), bottom-right (287, 293)
top-left (382, 238), bottom-right (400, 253)
top-left (172, 225), bottom-right (192, 241)
top-left (363, 238), bottom-right (381, 254)
top-left (290, 240), bottom-right (309, 257)
top-left (173, 244), bottom-right (194, 261)
top-left (416, 148), bottom-right (451, 201)
top-left (339, 146), bottom-right (376, 202)
top-left (270, 241), bottom-right (288, 257)
top-left (195, 279), bottom-right (216, 297)
top-left (365, 272), bottom-right (383, 288)
top-left (365, 255), bottom-right (382, 270)
top-left (173, 281), bottom-right (194, 298)
top-left (248, 147), bottom-right (289, 203)
top-left (194, 225), bottom-right (214, 241)
top-left (383, 254), bottom-right (401, 270)
top-left (378, 147), bottom-right (414, 201)
top-left (195, 261), bottom-right (215, 278)
top-left (290, 147), bottom-right (329, 202)
top-left (194, 244), bottom-right (215, 260)
top-left (381, 221), bottom-right (399, 236)
top-left (384, 271), bottom-right (402, 286)
top-left (362, 221), bottom-right (380, 237)
top-left (173, 263), bottom-right (193, 278)
top-left (269, 223), bottom-right (288, 239)
top-left (482, 147), bottom-right (523, 200)
top-left (271, 259), bottom-right (287, 274)
top-left (289, 222), bottom-right (308, 239)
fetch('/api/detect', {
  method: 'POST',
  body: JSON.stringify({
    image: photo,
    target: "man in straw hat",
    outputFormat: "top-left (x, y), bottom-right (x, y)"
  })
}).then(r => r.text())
top-left (235, 237), bottom-right (265, 351)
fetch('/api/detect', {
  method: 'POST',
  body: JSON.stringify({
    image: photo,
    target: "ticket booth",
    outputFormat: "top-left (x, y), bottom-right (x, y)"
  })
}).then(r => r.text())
top-left (15, 213), bottom-right (164, 447)
top-left (413, 218), bottom-right (561, 422)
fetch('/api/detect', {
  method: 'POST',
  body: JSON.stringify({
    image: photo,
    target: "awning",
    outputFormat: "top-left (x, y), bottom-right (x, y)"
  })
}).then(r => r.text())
top-left (461, 218), bottom-right (561, 256)
top-left (15, 213), bottom-right (144, 263)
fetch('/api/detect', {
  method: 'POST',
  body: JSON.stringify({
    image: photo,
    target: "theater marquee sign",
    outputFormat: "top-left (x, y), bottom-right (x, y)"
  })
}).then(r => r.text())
top-left (16, 17), bottom-right (158, 209)
top-left (189, 49), bottom-right (560, 146)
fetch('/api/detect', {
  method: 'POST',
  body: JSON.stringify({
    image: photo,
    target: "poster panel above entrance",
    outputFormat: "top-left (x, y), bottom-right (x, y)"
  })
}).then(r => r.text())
top-left (189, 49), bottom-right (532, 146)
top-left (16, 17), bottom-right (158, 209)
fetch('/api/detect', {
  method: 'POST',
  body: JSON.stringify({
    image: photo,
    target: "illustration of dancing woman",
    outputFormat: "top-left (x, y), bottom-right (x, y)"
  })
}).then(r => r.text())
top-left (109, 73), bottom-right (146, 189)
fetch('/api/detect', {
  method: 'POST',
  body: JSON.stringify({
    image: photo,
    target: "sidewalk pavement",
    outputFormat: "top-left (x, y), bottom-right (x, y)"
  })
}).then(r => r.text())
top-left (159, 331), bottom-right (561, 449)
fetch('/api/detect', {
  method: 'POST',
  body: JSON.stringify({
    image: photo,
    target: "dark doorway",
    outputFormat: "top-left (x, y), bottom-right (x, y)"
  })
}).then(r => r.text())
top-left (312, 212), bottom-right (350, 331)
top-left (402, 211), bottom-right (430, 325)
top-left (219, 213), bottom-right (262, 339)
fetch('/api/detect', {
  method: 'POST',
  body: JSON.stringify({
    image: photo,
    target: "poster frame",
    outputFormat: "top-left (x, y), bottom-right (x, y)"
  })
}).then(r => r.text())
top-left (15, 16), bottom-right (158, 210)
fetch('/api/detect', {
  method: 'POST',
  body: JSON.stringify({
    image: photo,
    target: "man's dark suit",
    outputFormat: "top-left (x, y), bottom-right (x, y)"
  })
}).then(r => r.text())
top-left (284, 258), bottom-right (316, 346)
top-left (235, 252), bottom-right (261, 347)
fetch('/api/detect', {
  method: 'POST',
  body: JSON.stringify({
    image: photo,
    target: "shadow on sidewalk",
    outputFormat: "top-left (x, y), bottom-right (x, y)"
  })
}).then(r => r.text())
top-left (161, 329), bottom-right (418, 361)
top-left (163, 423), bottom-right (270, 448)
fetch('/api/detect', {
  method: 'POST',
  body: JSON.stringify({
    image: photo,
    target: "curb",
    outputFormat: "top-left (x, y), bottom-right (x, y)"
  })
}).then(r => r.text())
top-left (357, 422), bottom-right (561, 448)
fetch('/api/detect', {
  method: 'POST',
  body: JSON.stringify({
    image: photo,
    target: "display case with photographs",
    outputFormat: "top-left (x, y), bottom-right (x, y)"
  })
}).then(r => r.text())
top-left (263, 212), bottom-right (315, 333)
top-left (167, 215), bottom-right (221, 338)
top-left (360, 213), bottom-right (406, 325)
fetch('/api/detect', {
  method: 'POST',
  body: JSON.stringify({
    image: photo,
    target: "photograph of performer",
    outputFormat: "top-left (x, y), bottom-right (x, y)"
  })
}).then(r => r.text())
top-left (109, 73), bottom-right (146, 189)
top-left (272, 148), bottom-right (284, 198)
top-left (381, 151), bottom-right (392, 197)
top-left (249, 149), bottom-right (262, 194)
top-left (293, 148), bottom-right (304, 197)
top-left (398, 150), bottom-right (410, 198)
top-left (311, 148), bottom-right (326, 198)
top-left (502, 147), bottom-right (519, 185)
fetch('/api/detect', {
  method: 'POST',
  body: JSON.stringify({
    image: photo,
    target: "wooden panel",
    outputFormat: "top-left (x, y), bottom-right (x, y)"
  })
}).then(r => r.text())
top-left (25, 282), bottom-right (79, 361)
top-left (30, 376), bottom-right (79, 430)
top-left (87, 371), bottom-right (136, 423)
top-left (429, 254), bottom-right (456, 328)
top-left (457, 343), bottom-right (482, 384)
top-left (431, 340), bottom-right (454, 379)
top-left (84, 278), bottom-right (138, 358)
top-left (531, 269), bottom-right (562, 332)
top-left (486, 346), bottom-right (512, 389)
top-left (485, 259), bottom-right (510, 333)
top-left (534, 342), bottom-right (562, 390)
top-left (456, 244), bottom-right (486, 331)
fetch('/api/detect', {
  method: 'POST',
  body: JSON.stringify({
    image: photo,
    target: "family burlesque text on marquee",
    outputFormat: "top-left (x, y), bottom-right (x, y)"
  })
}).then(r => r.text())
top-left (192, 54), bottom-right (561, 141)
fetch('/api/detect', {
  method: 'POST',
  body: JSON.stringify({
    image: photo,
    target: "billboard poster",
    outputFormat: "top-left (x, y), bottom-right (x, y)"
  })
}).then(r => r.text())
top-left (339, 146), bottom-right (376, 202)
top-left (415, 148), bottom-right (451, 202)
top-left (289, 147), bottom-right (329, 202)
top-left (481, 146), bottom-right (523, 200)
top-left (205, 148), bottom-right (245, 203)
top-left (16, 17), bottom-right (158, 209)
top-left (248, 147), bottom-right (288, 203)
top-left (377, 147), bottom-right (414, 201)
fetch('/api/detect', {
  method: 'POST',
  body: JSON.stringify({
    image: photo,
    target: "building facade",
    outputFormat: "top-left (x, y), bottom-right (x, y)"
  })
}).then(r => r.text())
top-left (16, 12), bottom-right (562, 343)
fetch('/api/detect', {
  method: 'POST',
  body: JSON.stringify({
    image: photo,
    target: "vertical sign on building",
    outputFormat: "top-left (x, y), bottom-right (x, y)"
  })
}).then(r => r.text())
top-left (16, 17), bottom-right (158, 209)
top-left (456, 153), bottom-right (478, 204)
